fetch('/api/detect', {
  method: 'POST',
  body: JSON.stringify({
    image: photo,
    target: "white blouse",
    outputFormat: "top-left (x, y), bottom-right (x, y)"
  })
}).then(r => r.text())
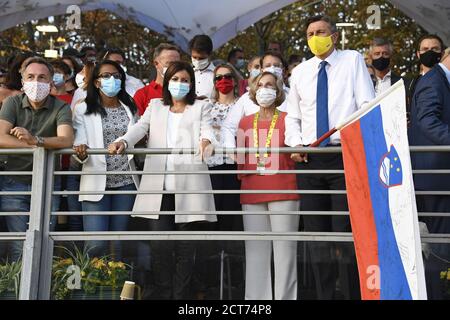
top-left (207, 100), bottom-right (237, 167)
top-left (164, 110), bottom-right (183, 190)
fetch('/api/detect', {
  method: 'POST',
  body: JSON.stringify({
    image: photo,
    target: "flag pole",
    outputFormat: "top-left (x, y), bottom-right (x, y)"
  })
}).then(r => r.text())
top-left (310, 79), bottom-right (405, 147)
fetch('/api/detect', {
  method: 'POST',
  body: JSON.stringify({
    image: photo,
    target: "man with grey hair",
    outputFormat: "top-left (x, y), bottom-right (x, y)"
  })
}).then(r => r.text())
top-left (0, 57), bottom-right (74, 260)
top-left (133, 43), bottom-right (181, 115)
top-left (369, 37), bottom-right (403, 96)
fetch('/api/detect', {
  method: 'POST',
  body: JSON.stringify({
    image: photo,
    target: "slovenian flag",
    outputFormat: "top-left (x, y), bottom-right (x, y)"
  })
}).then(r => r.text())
top-left (340, 80), bottom-right (427, 300)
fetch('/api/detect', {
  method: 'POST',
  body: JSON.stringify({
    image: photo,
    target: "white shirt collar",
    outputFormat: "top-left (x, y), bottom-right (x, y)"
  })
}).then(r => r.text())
top-left (377, 70), bottom-right (392, 82)
top-left (313, 48), bottom-right (339, 68)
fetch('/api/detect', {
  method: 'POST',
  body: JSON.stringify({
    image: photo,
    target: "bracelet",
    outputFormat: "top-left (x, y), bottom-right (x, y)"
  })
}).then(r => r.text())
top-left (35, 136), bottom-right (45, 147)
top-left (121, 139), bottom-right (128, 149)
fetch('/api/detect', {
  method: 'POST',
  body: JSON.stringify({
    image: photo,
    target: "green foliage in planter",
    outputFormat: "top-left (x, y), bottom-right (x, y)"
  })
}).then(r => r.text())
top-left (52, 245), bottom-right (131, 300)
top-left (0, 259), bottom-right (22, 300)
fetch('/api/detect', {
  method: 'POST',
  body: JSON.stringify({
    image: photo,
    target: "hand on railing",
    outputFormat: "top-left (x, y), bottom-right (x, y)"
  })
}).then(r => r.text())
top-left (290, 145), bottom-right (308, 163)
top-left (108, 141), bottom-right (126, 155)
top-left (199, 139), bottom-right (214, 161)
top-left (74, 144), bottom-right (89, 160)
top-left (10, 127), bottom-right (37, 146)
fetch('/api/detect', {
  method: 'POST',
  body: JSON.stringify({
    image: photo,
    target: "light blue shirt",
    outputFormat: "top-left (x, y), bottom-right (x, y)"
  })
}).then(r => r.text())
top-left (439, 63), bottom-right (450, 85)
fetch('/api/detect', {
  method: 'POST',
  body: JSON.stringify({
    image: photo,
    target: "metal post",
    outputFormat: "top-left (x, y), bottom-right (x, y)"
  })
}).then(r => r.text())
top-left (19, 148), bottom-right (47, 300)
top-left (37, 150), bottom-right (56, 300)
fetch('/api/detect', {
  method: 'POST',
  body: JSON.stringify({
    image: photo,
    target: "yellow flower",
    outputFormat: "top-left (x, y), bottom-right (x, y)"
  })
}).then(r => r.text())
top-left (81, 271), bottom-right (86, 277)
top-left (58, 258), bottom-right (73, 266)
top-left (91, 259), bottom-right (106, 269)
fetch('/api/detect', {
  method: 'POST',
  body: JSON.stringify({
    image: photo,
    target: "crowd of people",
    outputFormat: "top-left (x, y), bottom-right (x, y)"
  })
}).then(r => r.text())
top-left (0, 14), bottom-right (449, 300)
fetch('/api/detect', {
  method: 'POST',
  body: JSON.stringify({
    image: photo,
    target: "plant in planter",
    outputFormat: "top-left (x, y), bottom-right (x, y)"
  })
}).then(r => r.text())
top-left (51, 245), bottom-right (131, 300)
top-left (440, 267), bottom-right (450, 299)
top-left (0, 259), bottom-right (22, 300)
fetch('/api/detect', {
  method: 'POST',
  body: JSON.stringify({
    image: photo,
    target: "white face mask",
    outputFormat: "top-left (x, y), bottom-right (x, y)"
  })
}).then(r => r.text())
top-left (22, 81), bottom-right (50, 102)
top-left (75, 73), bottom-right (85, 88)
top-left (159, 66), bottom-right (168, 78)
top-left (263, 66), bottom-right (283, 79)
top-left (192, 57), bottom-right (210, 70)
top-left (256, 87), bottom-right (277, 107)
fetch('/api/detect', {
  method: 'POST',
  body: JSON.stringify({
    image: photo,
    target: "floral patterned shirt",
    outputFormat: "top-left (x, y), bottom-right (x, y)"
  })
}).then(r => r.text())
top-left (101, 105), bottom-right (134, 188)
top-left (207, 100), bottom-right (237, 167)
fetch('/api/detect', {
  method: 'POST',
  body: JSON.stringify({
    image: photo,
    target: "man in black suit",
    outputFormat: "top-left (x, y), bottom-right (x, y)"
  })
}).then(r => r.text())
top-left (410, 50), bottom-right (450, 300)
top-left (368, 37), bottom-right (403, 96)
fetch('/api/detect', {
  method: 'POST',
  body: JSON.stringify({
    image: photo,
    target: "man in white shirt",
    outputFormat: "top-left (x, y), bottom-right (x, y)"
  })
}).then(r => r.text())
top-left (368, 38), bottom-right (402, 96)
top-left (221, 51), bottom-right (289, 149)
top-left (189, 34), bottom-right (215, 99)
top-left (285, 15), bottom-right (375, 300)
top-left (103, 48), bottom-right (144, 97)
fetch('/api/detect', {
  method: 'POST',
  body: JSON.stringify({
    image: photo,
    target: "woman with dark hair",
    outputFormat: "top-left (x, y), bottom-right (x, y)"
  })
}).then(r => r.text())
top-left (72, 60), bottom-right (139, 259)
top-left (62, 55), bottom-right (82, 95)
top-left (0, 52), bottom-right (34, 107)
top-left (109, 61), bottom-right (217, 299)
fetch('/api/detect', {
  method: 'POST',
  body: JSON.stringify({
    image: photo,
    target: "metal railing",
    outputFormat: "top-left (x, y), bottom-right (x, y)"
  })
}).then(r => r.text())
top-left (0, 146), bottom-right (449, 300)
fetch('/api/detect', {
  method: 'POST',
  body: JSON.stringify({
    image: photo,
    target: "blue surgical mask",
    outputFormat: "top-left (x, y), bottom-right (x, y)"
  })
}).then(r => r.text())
top-left (235, 58), bottom-right (246, 69)
top-left (250, 68), bottom-right (261, 78)
top-left (53, 73), bottom-right (65, 87)
top-left (100, 77), bottom-right (122, 97)
top-left (168, 81), bottom-right (190, 100)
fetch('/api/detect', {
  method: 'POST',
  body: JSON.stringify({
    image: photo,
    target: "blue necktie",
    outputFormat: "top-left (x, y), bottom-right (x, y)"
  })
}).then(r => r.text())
top-left (316, 61), bottom-right (329, 147)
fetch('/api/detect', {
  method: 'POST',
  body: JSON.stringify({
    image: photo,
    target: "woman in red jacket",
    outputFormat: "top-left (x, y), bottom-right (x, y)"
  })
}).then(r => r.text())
top-left (237, 71), bottom-right (300, 300)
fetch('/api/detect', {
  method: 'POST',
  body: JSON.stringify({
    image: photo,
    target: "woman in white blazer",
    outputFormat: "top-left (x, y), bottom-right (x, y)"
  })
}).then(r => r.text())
top-left (109, 61), bottom-right (217, 299)
top-left (72, 60), bottom-right (139, 259)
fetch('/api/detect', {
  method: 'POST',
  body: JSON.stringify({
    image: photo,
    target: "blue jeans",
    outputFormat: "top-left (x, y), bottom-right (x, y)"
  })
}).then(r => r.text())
top-left (82, 183), bottom-right (135, 260)
top-left (1, 177), bottom-right (60, 261)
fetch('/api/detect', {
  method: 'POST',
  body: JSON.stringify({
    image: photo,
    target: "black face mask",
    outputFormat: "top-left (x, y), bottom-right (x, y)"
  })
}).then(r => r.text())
top-left (372, 57), bottom-right (390, 71)
top-left (419, 50), bottom-right (442, 68)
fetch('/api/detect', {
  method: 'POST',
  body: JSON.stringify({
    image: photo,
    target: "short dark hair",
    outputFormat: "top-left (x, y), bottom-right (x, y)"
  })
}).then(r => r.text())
top-left (288, 54), bottom-right (302, 65)
top-left (267, 41), bottom-right (283, 51)
top-left (306, 15), bottom-right (337, 33)
top-left (22, 57), bottom-right (54, 77)
top-left (189, 34), bottom-right (213, 55)
top-left (370, 37), bottom-right (393, 53)
top-left (227, 48), bottom-right (243, 62)
top-left (62, 55), bottom-right (82, 74)
top-left (85, 60), bottom-right (137, 116)
top-left (417, 34), bottom-right (445, 51)
top-left (4, 52), bottom-right (34, 90)
top-left (260, 51), bottom-right (286, 69)
top-left (162, 61), bottom-right (196, 106)
top-left (153, 43), bottom-right (181, 60)
top-left (102, 48), bottom-right (126, 61)
top-left (79, 46), bottom-right (96, 57)
top-left (50, 59), bottom-right (71, 76)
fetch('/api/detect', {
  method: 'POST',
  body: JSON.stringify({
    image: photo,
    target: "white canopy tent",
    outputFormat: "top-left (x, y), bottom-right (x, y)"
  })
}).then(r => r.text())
top-left (0, 0), bottom-right (448, 51)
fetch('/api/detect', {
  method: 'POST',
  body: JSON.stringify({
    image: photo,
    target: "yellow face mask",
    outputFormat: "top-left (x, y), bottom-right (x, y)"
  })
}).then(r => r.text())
top-left (307, 35), bottom-right (334, 56)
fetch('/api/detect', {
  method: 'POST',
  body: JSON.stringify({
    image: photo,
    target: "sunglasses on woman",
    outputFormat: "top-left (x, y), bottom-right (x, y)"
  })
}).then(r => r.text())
top-left (214, 73), bottom-right (233, 81)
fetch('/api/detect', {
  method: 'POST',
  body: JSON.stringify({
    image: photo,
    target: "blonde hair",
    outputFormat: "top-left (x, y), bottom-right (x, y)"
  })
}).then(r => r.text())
top-left (249, 71), bottom-right (285, 107)
top-left (211, 63), bottom-right (239, 102)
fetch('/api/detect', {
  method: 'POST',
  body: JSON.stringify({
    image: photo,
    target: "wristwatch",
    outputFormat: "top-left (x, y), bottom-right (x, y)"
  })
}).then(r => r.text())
top-left (35, 136), bottom-right (45, 147)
